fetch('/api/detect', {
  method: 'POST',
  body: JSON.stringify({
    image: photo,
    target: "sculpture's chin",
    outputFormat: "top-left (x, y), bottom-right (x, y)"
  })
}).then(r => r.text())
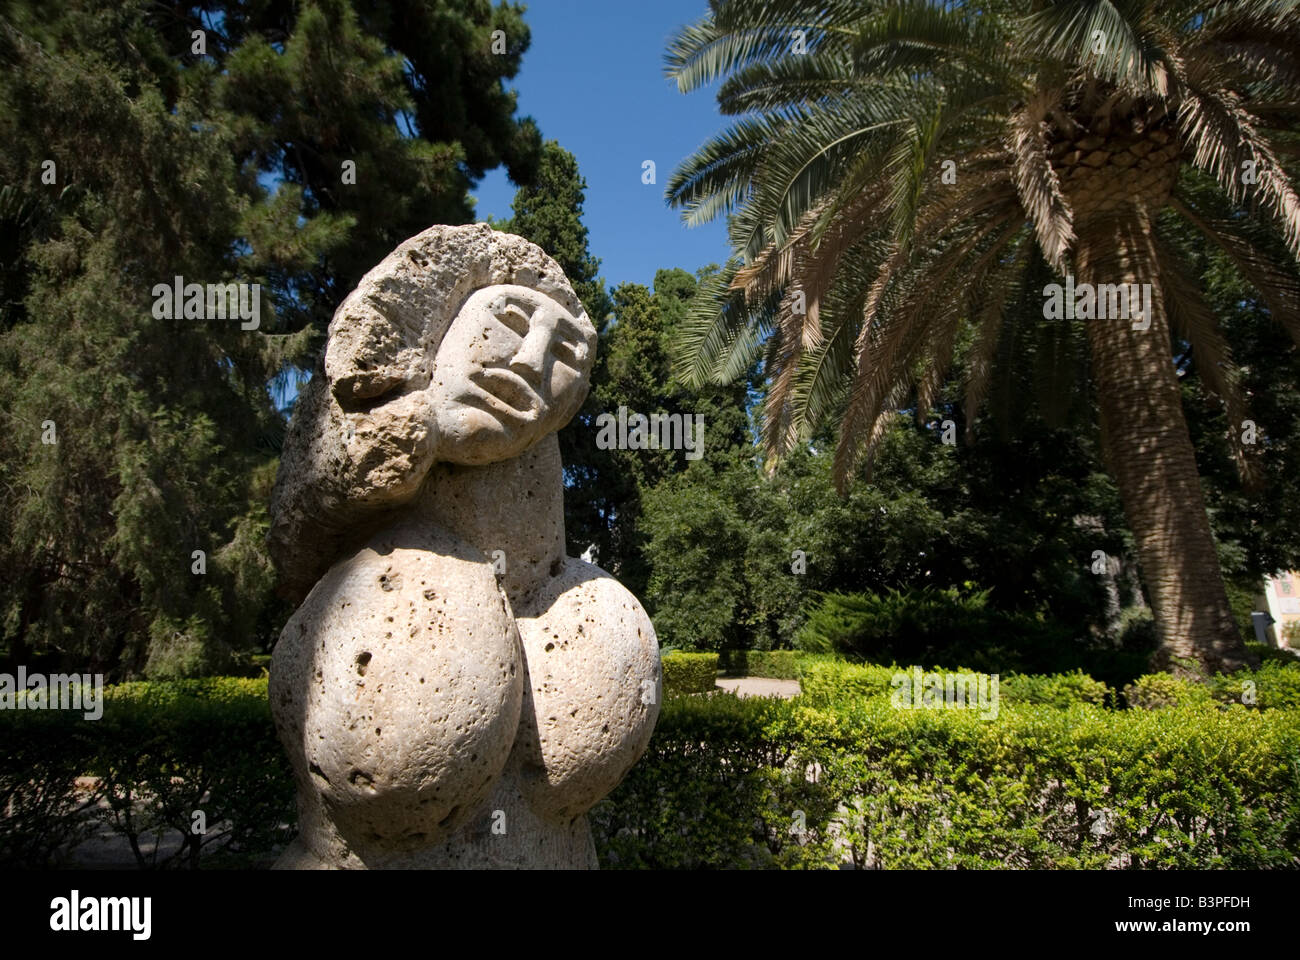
top-left (433, 403), bottom-right (552, 466)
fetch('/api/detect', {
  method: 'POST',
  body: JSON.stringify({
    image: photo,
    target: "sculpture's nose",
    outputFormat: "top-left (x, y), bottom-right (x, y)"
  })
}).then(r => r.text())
top-left (510, 324), bottom-right (549, 384)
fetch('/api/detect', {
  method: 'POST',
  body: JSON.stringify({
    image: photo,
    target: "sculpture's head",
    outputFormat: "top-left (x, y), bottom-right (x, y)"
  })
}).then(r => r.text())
top-left (268, 224), bottom-right (596, 600)
top-left (429, 282), bottom-right (593, 463)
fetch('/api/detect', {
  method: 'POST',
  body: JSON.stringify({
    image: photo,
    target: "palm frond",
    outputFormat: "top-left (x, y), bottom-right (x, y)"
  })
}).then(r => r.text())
top-left (665, 115), bottom-right (789, 227)
top-left (1174, 76), bottom-right (1300, 259)
top-left (1021, 0), bottom-right (1172, 95)
top-left (664, 0), bottom-right (866, 94)
top-left (963, 242), bottom-right (1033, 443)
top-left (1009, 89), bottom-right (1077, 271)
top-left (716, 54), bottom-right (863, 115)
top-left (1169, 192), bottom-right (1300, 342)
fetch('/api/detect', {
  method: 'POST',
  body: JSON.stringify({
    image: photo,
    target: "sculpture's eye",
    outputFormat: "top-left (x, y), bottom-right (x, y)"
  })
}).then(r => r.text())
top-left (550, 315), bottom-right (590, 370)
top-left (493, 300), bottom-right (532, 337)
top-left (551, 339), bottom-right (585, 368)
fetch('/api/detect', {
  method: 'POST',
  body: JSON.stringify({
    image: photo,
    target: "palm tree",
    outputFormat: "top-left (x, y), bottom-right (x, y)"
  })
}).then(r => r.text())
top-left (665, 0), bottom-right (1300, 674)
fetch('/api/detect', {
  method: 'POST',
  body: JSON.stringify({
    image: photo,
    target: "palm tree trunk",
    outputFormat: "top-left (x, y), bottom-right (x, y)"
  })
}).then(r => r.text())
top-left (1077, 219), bottom-right (1251, 675)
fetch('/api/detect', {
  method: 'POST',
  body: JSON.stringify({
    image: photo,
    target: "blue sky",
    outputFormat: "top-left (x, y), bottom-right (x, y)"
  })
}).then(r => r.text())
top-left (469, 0), bottom-right (733, 290)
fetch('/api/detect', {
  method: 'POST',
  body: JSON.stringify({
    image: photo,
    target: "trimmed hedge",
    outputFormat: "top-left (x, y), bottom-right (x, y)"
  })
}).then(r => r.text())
top-left (798, 658), bottom-right (1300, 711)
top-left (7, 664), bottom-right (1299, 869)
top-left (0, 677), bottom-right (294, 869)
top-left (797, 660), bottom-right (1110, 708)
top-left (661, 652), bottom-right (718, 697)
top-left (591, 692), bottom-right (1300, 869)
top-left (719, 650), bottom-right (799, 679)
top-left (1122, 661), bottom-right (1300, 710)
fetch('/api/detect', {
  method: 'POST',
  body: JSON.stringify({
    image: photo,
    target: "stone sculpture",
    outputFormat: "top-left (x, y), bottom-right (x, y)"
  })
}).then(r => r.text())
top-left (266, 223), bottom-right (661, 869)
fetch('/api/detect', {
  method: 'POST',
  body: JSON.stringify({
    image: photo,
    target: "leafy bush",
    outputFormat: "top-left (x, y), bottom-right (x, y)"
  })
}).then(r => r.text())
top-left (0, 710), bottom-right (98, 868)
top-left (0, 677), bottom-right (295, 868)
top-left (91, 678), bottom-right (295, 867)
top-left (1124, 673), bottom-right (1216, 710)
top-left (797, 660), bottom-right (901, 705)
top-left (797, 587), bottom-right (1070, 672)
top-left (718, 650), bottom-right (798, 679)
top-left (8, 670), bottom-right (1299, 870)
top-left (1208, 660), bottom-right (1300, 710)
top-left (142, 616), bottom-right (240, 680)
top-left (1001, 670), bottom-right (1111, 708)
top-left (590, 694), bottom-right (807, 868)
top-left (661, 652), bottom-right (718, 697)
top-left (1247, 641), bottom-right (1300, 665)
top-left (798, 660), bottom-right (1111, 708)
top-left (592, 692), bottom-right (1300, 869)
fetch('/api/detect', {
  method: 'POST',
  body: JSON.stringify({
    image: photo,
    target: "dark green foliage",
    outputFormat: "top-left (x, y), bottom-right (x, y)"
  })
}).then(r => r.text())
top-left (641, 457), bottom-right (803, 651)
top-left (798, 586), bottom-right (1154, 685)
top-left (0, 678), bottom-right (295, 868)
top-left (797, 586), bottom-right (1068, 670)
top-left (569, 268), bottom-right (754, 595)
top-left (660, 652), bottom-right (718, 697)
top-left (592, 685), bottom-right (1300, 869)
top-left (1166, 173), bottom-right (1300, 592)
top-left (0, 709), bottom-right (97, 868)
top-left (639, 412), bottom-right (1156, 678)
top-left (0, 1), bottom-right (539, 677)
top-left (590, 694), bottom-right (809, 870)
top-left (1249, 642), bottom-right (1300, 666)
top-left (718, 650), bottom-right (798, 679)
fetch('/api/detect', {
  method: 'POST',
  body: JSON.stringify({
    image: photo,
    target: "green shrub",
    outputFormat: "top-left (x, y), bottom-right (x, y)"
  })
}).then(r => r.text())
top-left (1208, 659), bottom-right (1300, 710)
top-left (8, 670), bottom-right (1298, 871)
top-left (798, 660), bottom-right (1111, 709)
top-left (718, 650), bottom-right (798, 679)
top-left (0, 677), bottom-right (294, 868)
top-left (592, 692), bottom-right (1300, 869)
top-left (1247, 641), bottom-right (1300, 665)
top-left (1123, 673), bottom-right (1215, 709)
top-left (661, 652), bottom-right (718, 697)
top-left (796, 587), bottom-right (1079, 674)
top-left (1001, 670), bottom-right (1111, 708)
top-left (0, 709), bottom-right (98, 868)
top-left (142, 616), bottom-right (240, 680)
top-left (589, 693), bottom-right (813, 869)
top-left (797, 660), bottom-right (900, 705)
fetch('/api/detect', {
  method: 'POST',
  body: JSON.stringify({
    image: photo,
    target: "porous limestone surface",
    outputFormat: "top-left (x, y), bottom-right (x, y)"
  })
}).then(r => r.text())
top-left (267, 224), bottom-right (660, 870)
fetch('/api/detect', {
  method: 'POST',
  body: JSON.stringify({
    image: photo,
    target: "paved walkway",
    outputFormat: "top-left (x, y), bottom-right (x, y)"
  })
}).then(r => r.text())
top-left (714, 676), bottom-right (801, 699)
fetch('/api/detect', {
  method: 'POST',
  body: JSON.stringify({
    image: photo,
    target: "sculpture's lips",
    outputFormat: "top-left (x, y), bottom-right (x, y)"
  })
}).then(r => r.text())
top-left (466, 368), bottom-right (542, 422)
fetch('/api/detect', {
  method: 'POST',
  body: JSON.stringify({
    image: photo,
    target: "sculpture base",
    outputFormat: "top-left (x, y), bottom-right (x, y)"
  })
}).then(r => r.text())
top-left (273, 767), bottom-right (600, 870)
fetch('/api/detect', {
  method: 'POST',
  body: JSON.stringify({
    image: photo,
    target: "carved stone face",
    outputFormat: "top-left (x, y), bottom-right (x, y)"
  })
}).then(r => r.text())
top-left (430, 283), bottom-right (595, 464)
